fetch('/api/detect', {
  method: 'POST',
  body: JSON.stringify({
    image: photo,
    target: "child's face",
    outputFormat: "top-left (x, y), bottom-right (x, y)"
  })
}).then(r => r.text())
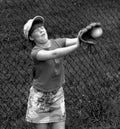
top-left (30, 26), bottom-right (48, 44)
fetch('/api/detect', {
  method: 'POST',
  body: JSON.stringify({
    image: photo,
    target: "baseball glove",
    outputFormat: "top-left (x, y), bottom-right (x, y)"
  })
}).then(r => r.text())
top-left (78, 22), bottom-right (101, 45)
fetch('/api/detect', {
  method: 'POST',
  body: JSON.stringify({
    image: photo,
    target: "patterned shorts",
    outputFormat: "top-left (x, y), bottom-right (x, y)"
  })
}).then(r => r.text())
top-left (26, 86), bottom-right (66, 123)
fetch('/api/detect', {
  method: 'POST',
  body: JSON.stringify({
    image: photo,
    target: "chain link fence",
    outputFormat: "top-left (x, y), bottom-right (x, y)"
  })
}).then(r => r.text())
top-left (0, 0), bottom-right (120, 128)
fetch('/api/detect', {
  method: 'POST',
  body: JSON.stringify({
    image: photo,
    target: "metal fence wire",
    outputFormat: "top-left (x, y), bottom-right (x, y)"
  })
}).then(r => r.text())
top-left (0, 0), bottom-right (120, 129)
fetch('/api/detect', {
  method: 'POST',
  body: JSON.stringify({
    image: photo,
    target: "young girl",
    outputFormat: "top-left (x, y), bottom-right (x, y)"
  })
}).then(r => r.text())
top-left (23, 16), bottom-right (79, 129)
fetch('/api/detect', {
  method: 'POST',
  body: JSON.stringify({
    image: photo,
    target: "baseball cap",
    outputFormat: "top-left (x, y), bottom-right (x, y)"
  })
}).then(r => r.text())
top-left (23, 16), bottom-right (44, 39)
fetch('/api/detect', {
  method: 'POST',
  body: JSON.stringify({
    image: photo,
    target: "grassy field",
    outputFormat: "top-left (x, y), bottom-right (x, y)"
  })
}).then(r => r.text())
top-left (0, 0), bottom-right (120, 129)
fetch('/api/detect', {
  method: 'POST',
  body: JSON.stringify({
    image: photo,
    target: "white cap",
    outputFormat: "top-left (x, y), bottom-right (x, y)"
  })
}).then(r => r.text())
top-left (23, 16), bottom-right (44, 39)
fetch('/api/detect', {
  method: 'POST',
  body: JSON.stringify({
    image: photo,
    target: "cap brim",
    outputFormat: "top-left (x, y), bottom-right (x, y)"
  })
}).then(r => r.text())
top-left (32, 16), bottom-right (44, 25)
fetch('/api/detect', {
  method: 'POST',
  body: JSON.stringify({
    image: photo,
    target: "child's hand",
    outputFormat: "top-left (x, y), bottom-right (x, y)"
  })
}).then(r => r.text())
top-left (78, 22), bottom-right (102, 45)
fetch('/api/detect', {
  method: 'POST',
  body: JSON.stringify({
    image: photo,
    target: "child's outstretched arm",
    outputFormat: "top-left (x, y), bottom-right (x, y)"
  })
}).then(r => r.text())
top-left (36, 38), bottom-right (79, 61)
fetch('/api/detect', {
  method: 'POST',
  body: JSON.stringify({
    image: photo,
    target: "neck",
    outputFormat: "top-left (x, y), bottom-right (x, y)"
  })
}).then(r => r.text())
top-left (36, 40), bottom-right (51, 48)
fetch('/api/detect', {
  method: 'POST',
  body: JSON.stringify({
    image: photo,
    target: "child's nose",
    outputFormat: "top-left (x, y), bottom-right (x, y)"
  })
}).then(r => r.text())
top-left (38, 29), bottom-right (42, 33)
top-left (39, 28), bottom-right (44, 32)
